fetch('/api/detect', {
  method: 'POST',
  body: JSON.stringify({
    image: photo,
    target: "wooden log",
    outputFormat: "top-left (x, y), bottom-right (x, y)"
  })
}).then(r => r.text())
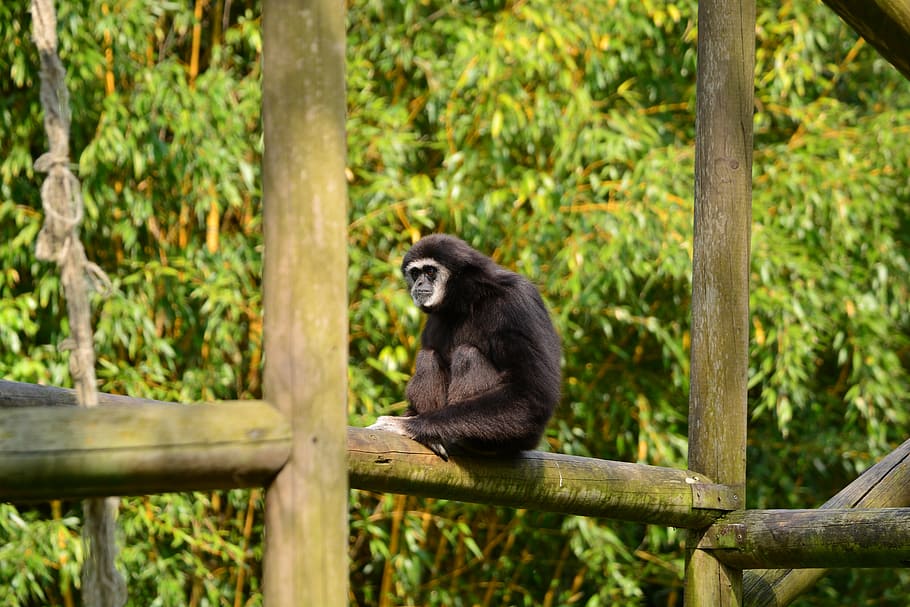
top-left (744, 437), bottom-right (910, 606)
top-left (703, 508), bottom-right (910, 569)
top-left (0, 401), bottom-right (290, 500)
top-left (0, 381), bottom-right (736, 527)
top-left (261, 0), bottom-right (349, 603)
top-left (686, 0), bottom-right (756, 604)
top-left (349, 427), bottom-right (736, 529)
top-left (820, 0), bottom-right (910, 80)
top-left (0, 378), bottom-right (165, 407)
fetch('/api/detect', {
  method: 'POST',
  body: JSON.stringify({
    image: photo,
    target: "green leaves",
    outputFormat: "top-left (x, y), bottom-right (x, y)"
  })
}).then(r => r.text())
top-left (347, 0), bottom-right (910, 603)
top-left (2, 0), bottom-right (909, 604)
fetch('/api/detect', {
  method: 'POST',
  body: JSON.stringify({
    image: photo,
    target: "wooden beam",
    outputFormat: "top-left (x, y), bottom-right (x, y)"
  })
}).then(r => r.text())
top-left (0, 381), bottom-right (734, 528)
top-left (261, 0), bottom-right (348, 603)
top-left (744, 437), bottom-right (910, 607)
top-left (0, 381), bottom-right (734, 530)
top-left (349, 427), bottom-right (736, 529)
top-left (703, 508), bottom-right (910, 569)
top-left (0, 401), bottom-right (290, 500)
top-left (0, 378), bottom-right (165, 408)
top-left (821, 0), bottom-right (910, 81)
top-left (686, 0), bottom-right (756, 604)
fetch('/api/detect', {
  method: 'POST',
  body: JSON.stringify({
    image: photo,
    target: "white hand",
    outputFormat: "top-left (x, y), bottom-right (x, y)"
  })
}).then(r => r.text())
top-left (367, 416), bottom-right (411, 437)
top-left (367, 416), bottom-right (449, 460)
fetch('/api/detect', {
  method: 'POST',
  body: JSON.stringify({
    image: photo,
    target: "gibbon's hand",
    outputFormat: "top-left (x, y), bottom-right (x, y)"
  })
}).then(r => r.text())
top-left (368, 415), bottom-right (450, 461)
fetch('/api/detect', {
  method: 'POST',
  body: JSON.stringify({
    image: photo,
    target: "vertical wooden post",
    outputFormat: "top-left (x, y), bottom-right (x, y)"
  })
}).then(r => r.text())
top-left (685, 0), bottom-right (755, 605)
top-left (261, 0), bottom-right (348, 604)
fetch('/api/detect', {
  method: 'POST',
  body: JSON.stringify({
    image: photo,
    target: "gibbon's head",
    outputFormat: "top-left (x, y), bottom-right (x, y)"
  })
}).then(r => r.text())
top-left (401, 234), bottom-right (485, 312)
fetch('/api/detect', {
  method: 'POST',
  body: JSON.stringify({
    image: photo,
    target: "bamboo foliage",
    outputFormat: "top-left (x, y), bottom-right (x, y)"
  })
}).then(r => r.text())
top-left (2, 0), bottom-right (910, 605)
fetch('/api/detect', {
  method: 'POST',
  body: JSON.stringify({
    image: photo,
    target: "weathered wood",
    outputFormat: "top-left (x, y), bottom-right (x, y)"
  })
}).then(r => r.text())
top-left (0, 401), bottom-right (290, 499)
top-left (350, 427), bottom-right (735, 529)
top-left (744, 437), bottom-right (910, 607)
top-left (0, 378), bottom-right (165, 408)
top-left (686, 0), bottom-right (756, 604)
top-left (7, 381), bottom-right (906, 586)
top-left (820, 0), bottom-right (910, 80)
top-left (261, 0), bottom-right (348, 603)
top-left (704, 508), bottom-right (910, 569)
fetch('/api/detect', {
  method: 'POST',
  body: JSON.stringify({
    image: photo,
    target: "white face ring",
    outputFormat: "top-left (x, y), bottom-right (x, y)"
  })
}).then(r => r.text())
top-left (405, 258), bottom-right (450, 309)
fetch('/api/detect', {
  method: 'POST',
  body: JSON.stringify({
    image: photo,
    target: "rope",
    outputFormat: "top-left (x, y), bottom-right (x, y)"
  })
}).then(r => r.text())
top-left (30, 1), bottom-right (125, 605)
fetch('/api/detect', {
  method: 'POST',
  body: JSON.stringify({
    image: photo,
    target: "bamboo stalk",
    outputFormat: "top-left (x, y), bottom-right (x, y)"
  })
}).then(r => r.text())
top-left (188, 0), bottom-right (206, 87)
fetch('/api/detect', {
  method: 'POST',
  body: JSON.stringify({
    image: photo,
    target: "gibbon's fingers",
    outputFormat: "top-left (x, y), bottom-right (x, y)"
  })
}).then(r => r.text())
top-left (368, 415), bottom-right (450, 460)
top-left (425, 441), bottom-right (449, 461)
top-left (367, 415), bottom-right (411, 437)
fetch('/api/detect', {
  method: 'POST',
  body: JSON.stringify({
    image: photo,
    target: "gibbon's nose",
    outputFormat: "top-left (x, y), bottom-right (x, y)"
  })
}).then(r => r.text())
top-left (411, 276), bottom-right (434, 305)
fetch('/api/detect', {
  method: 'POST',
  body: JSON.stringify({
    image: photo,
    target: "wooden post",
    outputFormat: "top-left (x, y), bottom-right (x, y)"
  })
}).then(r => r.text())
top-left (686, 0), bottom-right (755, 605)
top-left (261, 0), bottom-right (348, 603)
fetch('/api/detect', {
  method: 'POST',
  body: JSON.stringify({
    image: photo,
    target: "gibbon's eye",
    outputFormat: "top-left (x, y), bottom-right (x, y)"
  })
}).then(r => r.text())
top-left (409, 267), bottom-right (421, 281)
top-left (424, 266), bottom-right (437, 280)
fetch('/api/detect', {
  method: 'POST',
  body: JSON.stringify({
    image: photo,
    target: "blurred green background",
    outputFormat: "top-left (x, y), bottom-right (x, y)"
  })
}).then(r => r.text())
top-left (1, 0), bottom-right (908, 604)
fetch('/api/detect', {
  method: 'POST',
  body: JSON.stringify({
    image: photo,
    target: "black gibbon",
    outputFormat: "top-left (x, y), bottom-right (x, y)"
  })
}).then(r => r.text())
top-left (369, 234), bottom-right (561, 459)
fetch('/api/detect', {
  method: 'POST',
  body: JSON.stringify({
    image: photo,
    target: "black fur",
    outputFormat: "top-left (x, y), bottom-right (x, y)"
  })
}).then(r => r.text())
top-left (398, 234), bottom-right (561, 456)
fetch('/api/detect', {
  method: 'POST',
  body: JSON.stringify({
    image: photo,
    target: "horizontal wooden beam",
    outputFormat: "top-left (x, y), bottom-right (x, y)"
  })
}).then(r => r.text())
top-left (348, 427), bottom-right (734, 528)
top-left (0, 400), bottom-right (290, 500)
top-left (6, 379), bottom-right (909, 578)
top-left (0, 378), bottom-right (166, 407)
top-left (743, 437), bottom-right (910, 606)
top-left (702, 508), bottom-right (910, 569)
top-left (1, 380), bottom-right (736, 527)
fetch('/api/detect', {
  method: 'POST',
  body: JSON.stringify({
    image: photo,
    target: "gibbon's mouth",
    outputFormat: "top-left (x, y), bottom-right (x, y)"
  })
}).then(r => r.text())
top-left (412, 288), bottom-right (434, 308)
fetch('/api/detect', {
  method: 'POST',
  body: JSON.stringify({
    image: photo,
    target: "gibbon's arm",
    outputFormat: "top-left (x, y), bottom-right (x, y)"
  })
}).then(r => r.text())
top-left (405, 349), bottom-right (448, 413)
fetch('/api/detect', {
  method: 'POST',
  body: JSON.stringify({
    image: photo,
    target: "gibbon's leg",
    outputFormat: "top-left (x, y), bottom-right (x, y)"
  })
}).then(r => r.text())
top-left (447, 345), bottom-right (503, 404)
top-left (371, 348), bottom-right (451, 460)
top-left (405, 348), bottom-right (448, 413)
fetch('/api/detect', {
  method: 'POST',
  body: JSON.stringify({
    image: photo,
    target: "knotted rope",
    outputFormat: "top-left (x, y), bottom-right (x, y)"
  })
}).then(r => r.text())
top-left (30, 1), bottom-right (125, 605)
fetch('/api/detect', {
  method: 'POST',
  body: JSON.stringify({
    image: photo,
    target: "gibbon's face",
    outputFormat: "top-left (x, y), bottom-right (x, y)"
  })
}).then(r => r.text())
top-left (404, 258), bottom-right (450, 311)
